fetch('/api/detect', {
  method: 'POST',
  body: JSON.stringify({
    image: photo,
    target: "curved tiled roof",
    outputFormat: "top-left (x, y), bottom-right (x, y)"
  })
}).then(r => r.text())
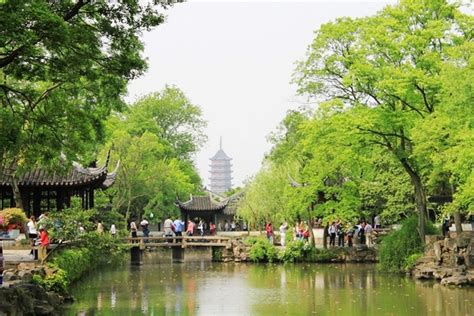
top-left (177, 195), bottom-right (228, 212)
top-left (0, 152), bottom-right (117, 189)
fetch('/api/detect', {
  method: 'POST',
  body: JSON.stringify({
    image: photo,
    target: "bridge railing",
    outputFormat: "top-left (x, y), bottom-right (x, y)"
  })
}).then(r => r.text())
top-left (125, 235), bottom-right (231, 248)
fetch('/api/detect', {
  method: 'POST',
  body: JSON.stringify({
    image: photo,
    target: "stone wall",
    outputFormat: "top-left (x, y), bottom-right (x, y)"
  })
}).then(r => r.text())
top-left (412, 232), bottom-right (474, 286)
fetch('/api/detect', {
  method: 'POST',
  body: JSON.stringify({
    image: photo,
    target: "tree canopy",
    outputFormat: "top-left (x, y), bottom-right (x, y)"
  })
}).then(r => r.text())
top-left (237, 0), bottom-right (473, 242)
top-left (0, 0), bottom-right (171, 208)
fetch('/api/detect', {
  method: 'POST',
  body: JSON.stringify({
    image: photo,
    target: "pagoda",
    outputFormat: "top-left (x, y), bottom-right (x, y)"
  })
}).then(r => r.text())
top-left (209, 138), bottom-right (232, 194)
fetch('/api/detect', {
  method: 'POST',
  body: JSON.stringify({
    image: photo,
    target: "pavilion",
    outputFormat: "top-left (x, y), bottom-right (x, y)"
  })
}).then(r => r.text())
top-left (176, 195), bottom-right (228, 227)
top-left (0, 153), bottom-right (118, 217)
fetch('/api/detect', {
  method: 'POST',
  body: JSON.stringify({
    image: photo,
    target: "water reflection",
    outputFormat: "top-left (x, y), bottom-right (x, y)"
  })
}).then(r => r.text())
top-left (65, 258), bottom-right (474, 315)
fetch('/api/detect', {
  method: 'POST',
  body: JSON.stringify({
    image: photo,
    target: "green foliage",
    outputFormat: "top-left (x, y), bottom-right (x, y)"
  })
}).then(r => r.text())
top-left (0, 208), bottom-right (28, 226)
top-left (99, 86), bottom-right (205, 221)
top-left (248, 237), bottom-right (278, 263)
top-left (278, 240), bottom-right (312, 263)
top-left (404, 253), bottom-right (423, 272)
top-left (278, 240), bottom-right (338, 263)
top-left (33, 233), bottom-right (126, 294)
top-left (0, 1), bottom-right (170, 206)
top-left (379, 216), bottom-right (438, 273)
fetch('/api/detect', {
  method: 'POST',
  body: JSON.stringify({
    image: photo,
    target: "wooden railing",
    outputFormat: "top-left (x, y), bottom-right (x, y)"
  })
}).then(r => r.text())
top-left (125, 235), bottom-right (231, 248)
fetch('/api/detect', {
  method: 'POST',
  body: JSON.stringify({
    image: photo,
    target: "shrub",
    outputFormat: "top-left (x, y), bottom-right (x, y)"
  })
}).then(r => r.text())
top-left (404, 253), bottom-right (423, 272)
top-left (278, 240), bottom-right (313, 263)
top-left (248, 237), bottom-right (278, 263)
top-left (0, 208), bottom-right (28, 227)
top-left (379, 215), bottom-right (437, 273)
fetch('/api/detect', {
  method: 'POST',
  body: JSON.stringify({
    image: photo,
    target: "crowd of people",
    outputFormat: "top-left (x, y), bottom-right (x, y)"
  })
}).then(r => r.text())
top-left (263, 215), bottom-right (382, 248)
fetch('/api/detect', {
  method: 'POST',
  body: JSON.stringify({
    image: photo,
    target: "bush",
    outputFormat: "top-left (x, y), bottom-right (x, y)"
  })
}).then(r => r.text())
top-left (404, 253), bottom-right (423, 272)
top-left (379, 215), bottom-right (437, 273)
top-left (0, 208), bottom-right (28, 228)
top-left (32, 232), bottom-right (126, 294)
top-left (278, 240), bottom-right (312, 263)
top-left (248, 237), bottom-right (278, 263)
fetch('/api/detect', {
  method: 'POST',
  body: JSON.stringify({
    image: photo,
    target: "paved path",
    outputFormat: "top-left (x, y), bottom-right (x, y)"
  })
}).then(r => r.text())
top-left (2, 249), bottom-right (36, 264)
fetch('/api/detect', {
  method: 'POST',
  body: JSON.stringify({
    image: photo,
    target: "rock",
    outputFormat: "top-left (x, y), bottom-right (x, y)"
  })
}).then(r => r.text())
top-left (433, 241), bottom-right (443, 262)
top-left (46, 291), bottom-right (63, 306)
top-left (455, 255), bottom-right (465, 265)
top-left (444, 238), bottom-right (456, 250)
top-left (34, 301), bottom-right (55, 315)
top-left (464, 254), bottom-right (474, 268)
top-left (17, 270), bottom-right (33, 282)
top-left (456, 235), bottom-right (471, 249)
top-left (425, 235), bottom-right (442, 245)
top-left (440, 274), bottom-right (468, 286)
top-left (17, 262), bottom-right (37, 271)
top-left (2, 271), bottom-right (15, 282)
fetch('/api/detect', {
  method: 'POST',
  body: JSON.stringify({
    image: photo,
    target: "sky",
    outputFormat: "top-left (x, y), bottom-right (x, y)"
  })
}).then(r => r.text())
top-left (127, 0), bottom-right (394, 188)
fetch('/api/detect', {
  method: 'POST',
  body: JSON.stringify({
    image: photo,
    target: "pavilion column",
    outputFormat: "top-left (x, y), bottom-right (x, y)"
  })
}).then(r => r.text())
top-left (56, 189), bottom-right (64, 211)
top-left (33, 190), bottom-right (41, 218)
top-left (89, 189), bottom-right (94, 209)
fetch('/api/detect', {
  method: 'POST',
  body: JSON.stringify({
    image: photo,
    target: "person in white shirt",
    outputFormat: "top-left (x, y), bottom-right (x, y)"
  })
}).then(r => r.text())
top-left (279, 222), bottom-right (288, 247)
top-left (110, 224), bottom-right (117, 238)
top-left (374, 215), bottom-right (381, 229)
top-left (27, 216), bottom-right (37, 255)
top-left (365, 222), bottom-right (373, 247)
top-left (140, 218), bottom-right (150, 239)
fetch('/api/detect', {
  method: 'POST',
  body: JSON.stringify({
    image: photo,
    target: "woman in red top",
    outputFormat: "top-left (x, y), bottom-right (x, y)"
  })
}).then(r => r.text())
top-left (38, 227), bottom-right (49, 264)
top-left (265, 222), bottom-right (273, 245)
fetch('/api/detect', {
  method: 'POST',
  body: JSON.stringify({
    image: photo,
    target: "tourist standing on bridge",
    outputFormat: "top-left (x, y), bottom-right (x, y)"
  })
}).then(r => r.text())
top-left (186, 220), bottom-right (195, 236)
top-left (374, 214), bottom-right (381, 229)
top-left (164, 218), bottom-right (174, 237)
top-left (173, 218), bottom-right (184, 237)
top-left (130, 220), bottom-right (138, 239)
top-left (365, 221), bottom-right (373, 247)
top-left (198, 219), bottom-right (205, 237)
top-left (140, 218), bottom-right (150, 240)
top-left (210, 222), bottom-right (216, 235)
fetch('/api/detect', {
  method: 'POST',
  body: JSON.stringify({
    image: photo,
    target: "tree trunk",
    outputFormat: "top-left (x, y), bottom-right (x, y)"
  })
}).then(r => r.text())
top-left (11, 175), bottom-right (24, 210)
top-left (400, 159), bottom-right (426, 244)
top-left (323, 224), bottom-right (328, 249)
top-left (306, 207), bottom-right (315, 247)
top-left (454, 212), bottom-right (463, 234)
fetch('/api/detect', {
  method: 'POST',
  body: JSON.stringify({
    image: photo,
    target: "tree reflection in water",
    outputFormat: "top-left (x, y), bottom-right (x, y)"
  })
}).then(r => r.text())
top-left (64, 257), bottom-right (474, 315)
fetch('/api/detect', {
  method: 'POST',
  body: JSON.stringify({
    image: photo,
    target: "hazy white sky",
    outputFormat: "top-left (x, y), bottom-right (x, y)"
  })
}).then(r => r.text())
top-left (127, 1), bottom-right (393, 188)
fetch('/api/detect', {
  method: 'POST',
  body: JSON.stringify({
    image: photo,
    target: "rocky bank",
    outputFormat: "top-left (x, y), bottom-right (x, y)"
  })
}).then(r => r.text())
top-left (1, 263), bottom-right (64, 316)
top-left (412, 232), bottom-right (474, 286)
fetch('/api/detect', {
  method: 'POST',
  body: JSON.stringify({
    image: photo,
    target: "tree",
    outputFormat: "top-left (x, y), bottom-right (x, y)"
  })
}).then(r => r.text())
top-left (294, 0), bottom-right (473, 242)
top-left (100, 86), bottom-right (206, 221)
top-left (0, 0), bottom-right (172, 208)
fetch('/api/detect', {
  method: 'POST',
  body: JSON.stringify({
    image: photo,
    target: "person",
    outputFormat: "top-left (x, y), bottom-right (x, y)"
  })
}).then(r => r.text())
top-left (294, 222), bottom-right (302, 240)
top-left (140, 218), bottom-right (150, 239)
top-left (230, 221), bottom-right (236, 231)
top-left (164, 218), bottom-right (174, 237)
top-left (97, 220), bottom-right (104, 234)
top-left (27, 216), bottom-right (37, 256)
top-left (130, 220), bottom-right (138, 239)
top-left (209, 222), bottom-right (216, 235)
top-left (217, 222), bottom-right (223, 232)
top-left (186, 220), bottom-right (195, 236)
top-left (279, 222), bottom-right (288, 247)
top-left (110, 223), bottom-right (117, 238)
top-left (374, 214), bottom-right (381, 229)
top-left (316, 217), bottom-right (323, 228)
top-left (365, 222), bottom-right (373, 247)
top-left (328, 221), bottom-right (337, 247)
top-left (38, 226), bottom-right (49, 264)
top-left (358, 222), bottom-right (366, 245)
top-left (173, 218), bottom-right (185, 237)
top-left (198, 219), bottom-right (205, 237)
top-left (265, 222), bottom-right (273, 244)
top-left (442, 217), bottom-right (450, 237)
top-left (347, 225), bottom-right (354, 247)
top-left (224, 220), bottom-right (230, 232)
top-left (336, 220), bottom-right (345, 247)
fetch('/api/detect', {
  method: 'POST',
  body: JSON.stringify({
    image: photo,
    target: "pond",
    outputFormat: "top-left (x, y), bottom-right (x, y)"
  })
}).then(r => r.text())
top-left (64, 255), bottom-right (473, 315)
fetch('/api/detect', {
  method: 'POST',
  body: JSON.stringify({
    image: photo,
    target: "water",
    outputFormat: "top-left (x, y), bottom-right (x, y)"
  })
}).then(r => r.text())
top-left (64, 257), bottom-right (473, 316)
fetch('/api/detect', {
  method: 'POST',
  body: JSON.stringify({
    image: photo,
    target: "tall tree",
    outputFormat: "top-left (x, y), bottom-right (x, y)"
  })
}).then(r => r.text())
top-left (294, 0), bottom-right (473, 242)
top-left (101, 86), bottom-right (206, 221)
top-left (0, 0), bottom-right (172, 208)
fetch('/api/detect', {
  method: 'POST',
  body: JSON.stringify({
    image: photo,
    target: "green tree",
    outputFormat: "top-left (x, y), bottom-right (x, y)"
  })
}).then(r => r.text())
top-left (0, 0), bottom-right (172, 209)
top-left (294, 0), bottom-right (473, 242)
top-left (101, 87), bottom-right (206, 221)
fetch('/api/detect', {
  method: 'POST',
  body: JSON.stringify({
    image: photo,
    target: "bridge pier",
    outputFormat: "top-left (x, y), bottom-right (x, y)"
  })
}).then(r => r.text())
top-left (172, 247), bottom-right (184, 263)
top-left (130, 246), bottom-right (143, 265)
